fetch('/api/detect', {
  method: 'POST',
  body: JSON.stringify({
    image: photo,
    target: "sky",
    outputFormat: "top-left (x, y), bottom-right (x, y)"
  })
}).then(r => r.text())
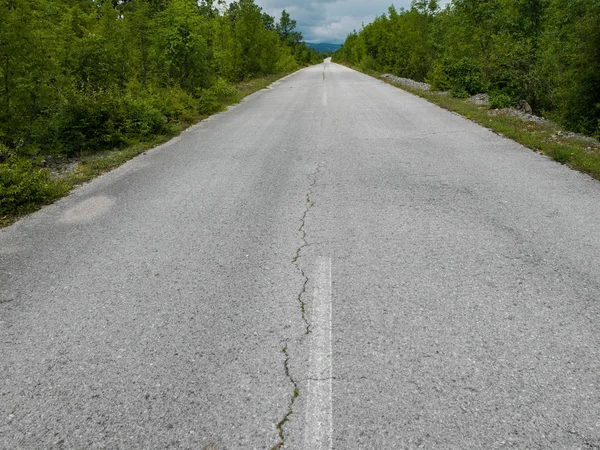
top-left (252, 0), bottom-right (449, 44)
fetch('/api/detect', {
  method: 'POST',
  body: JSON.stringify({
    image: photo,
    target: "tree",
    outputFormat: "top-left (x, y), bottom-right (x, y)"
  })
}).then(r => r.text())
top-left (333, 0), bottom-right (600, 138)
top-left (0, 0), bottom-right (319, 156)
top-left (277, 10), bottom-right (302, 46)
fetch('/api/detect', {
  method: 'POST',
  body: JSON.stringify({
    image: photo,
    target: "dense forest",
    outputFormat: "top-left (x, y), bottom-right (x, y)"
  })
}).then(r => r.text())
top-left (0, 0), bottom-right (321, 217)
top-left (334, 0), bottom-right (600, 139)
top-left (0, 0), bottom-right (320, 158)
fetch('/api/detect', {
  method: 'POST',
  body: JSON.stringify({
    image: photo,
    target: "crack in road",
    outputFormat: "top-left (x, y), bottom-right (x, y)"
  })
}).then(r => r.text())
top-left (272, 344), bottom-right (299, 450)
top-left (293, 166), bottom-right (321, 335)
top-left (272, 165), bottom-right (321, 449)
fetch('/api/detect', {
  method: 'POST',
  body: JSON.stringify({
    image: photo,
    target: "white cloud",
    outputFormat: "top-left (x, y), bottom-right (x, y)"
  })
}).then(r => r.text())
top-left (304, 15), bottom-right (371, 43)
top-left (253, 0), bottom-right (451, 43)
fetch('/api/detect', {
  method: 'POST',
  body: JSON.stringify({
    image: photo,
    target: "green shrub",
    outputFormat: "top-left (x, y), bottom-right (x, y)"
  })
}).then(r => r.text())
top-left (275, 50), bottom-right (299, 73)
top-left (448, 58), bottom-right (486, 97)
top-left (198, 79), bottom-right (239, 115)
top-left (0, 145), bottom-right (13, 164)
top-left (55, 91), bottom-right (170, 156)
top-left (450, 88), bottom-right (471, 98)
top-left (489, 92), bottom-right (515, 109)
top-left (360, 55), bottom-right (377, 72)
top-left (119, 97), bottom-right (169, 138)
top-left (0, 153), bottom-right (69, 216)
top-left (55, 91), bottom-right (119, 154)
top-left (427, 63), bottom-right (452, 92)
top-left (147, 87), bottom-right (199, 123)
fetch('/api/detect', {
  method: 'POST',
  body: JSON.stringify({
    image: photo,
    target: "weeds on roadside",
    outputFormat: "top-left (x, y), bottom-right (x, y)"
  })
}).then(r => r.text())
top-left (0, 73), bottom-right (293, 228)
top-left (380, 76), bottom-right (600, 182)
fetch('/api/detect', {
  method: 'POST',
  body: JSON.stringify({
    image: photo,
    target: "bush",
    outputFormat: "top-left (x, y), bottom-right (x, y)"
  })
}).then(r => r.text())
top-left (55, 91), bottom-right (121, 154)
top-left (119, 97), bottom-right (169, 138)
top-left (450, 88), bottom-right (471, 98)
top-left (360, 55), bottom-right (378, 72)
top-left (489, 92), bottom-right (515, 109)
top-left (0, 152), bottom-right (69, 216)
top-left (198, 79), bottom-right (239, 115)
top-left (55, 91), bottom-right (170, 156)
top-left (427, 63), bottom-right (452, 91)
top-left (448, 58), bottom-right (486, 97)
top-left (275, 50), bottom-right (299, 73)
top-left (147, 87), bottom-right (199, 123)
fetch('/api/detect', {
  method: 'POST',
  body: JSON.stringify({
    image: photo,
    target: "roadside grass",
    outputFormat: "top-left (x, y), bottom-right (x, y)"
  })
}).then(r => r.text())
top-left (402, 85), bottom-right (600, 180)
top-left (235, 73), bottom-right (290, 98)
top-left (342, 63), bottom-right (600, 182)
top-left (0, 73), bottom-right (293, 228)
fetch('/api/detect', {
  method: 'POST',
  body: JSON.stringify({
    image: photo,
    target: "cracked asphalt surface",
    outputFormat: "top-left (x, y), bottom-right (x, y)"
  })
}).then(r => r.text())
top-left (1, 60), bottom-right (600, 449)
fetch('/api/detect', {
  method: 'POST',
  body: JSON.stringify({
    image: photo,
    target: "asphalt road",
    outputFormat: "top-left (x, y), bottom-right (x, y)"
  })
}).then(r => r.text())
top-left (1, 60), bottom-right (600, 449)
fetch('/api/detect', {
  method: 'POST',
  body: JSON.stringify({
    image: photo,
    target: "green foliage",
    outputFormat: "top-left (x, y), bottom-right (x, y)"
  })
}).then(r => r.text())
top-left (274, 48), bottom-right (299, 73)
top-left (0, 0), bottom-right (317, 156)
top-left (334, 4), bottom-right (437, 82)
top-left (427, 63), bottom-right (451, 91)
top-left (0, 0), bottom-right (321, 218)
top-left (538, 0), bottom-right (600, 136)
top-left (385, 85), bottom-right (600, 182)
top-left (54, 90), bottom-right (170, 155)
top-left (146, 86), bottom-right (199, 122)
top-left (198, 78), bottom-right (240, 114)
top-left (334, 0), bottom-right (600, 140)
top-left (447, 58), bottom-right (486, 97)
top-left (277, 10), bottom-right (302, 46)
top-left (0, 152), bottom-right (68, 216)
top-left (489, 92), bottom-right (515, 109)
top-left (360, 55), bottom-right (378, 73)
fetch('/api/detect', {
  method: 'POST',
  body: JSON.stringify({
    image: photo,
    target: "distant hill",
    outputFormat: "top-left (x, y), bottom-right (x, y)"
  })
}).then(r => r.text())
top-left (305, 43), bottom-right (342, 53)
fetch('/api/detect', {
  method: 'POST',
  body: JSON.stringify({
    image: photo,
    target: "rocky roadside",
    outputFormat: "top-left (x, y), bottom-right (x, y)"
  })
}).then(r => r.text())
top-left (381, 73), bottom-right (432, 91)
top-left (380, 73), bottom-right (599, 145)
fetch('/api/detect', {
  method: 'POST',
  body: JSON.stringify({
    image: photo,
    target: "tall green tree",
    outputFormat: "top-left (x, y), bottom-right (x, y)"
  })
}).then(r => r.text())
top-left (277, 10), bottom-right (302, 46)
top-left (334, 0), bottom-right (600, 138)
top-left (0, 0), bottom-right (321, 156)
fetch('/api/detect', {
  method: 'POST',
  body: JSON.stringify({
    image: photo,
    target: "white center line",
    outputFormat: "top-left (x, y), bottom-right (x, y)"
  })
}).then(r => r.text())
top-left (304, 256), bottom-right (333, 450)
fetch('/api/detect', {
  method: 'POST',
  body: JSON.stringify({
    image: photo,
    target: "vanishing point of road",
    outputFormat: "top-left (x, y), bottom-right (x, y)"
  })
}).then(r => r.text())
top-left (1, 60), bottom-right (599, 449)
